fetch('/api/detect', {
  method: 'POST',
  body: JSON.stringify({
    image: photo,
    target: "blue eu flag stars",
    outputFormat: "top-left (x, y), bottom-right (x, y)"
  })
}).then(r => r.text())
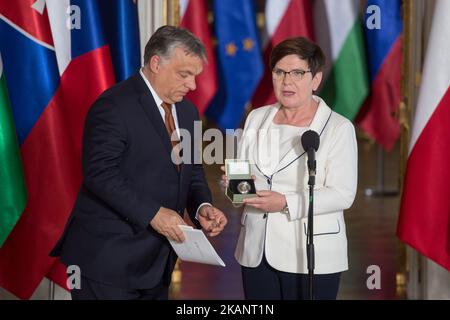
top-left (206, 0), bottom-right (263, 130)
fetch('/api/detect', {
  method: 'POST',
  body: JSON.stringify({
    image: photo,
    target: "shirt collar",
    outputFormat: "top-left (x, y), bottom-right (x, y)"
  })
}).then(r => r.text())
top-left (139, 68), bottom-right (164, 108)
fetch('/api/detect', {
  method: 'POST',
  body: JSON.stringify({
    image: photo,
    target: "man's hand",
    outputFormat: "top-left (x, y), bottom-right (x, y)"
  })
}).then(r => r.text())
top-left (198, 205), bottom-right (227, 237)
top-left (150, 207), bottom-right (186, 243)
top-left (243, 190), bottom-right (286, 213)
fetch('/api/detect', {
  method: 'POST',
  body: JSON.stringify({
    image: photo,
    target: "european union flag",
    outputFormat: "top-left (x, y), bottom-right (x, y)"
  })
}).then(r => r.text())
top-left (206, 0), bottom-right (263, 129)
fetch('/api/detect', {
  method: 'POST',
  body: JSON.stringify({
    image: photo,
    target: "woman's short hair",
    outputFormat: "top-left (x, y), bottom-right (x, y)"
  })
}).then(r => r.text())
top-left (270, 37), bottom-right (326, 76)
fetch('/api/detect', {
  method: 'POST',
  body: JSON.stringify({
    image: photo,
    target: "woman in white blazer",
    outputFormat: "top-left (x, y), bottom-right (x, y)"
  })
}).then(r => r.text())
top-left (226, 37), bottom-right (357, 300)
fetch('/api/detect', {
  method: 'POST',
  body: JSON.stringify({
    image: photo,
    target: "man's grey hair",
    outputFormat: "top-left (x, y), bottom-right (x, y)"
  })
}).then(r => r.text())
top-left (143, 25), bottom-right (207, 65)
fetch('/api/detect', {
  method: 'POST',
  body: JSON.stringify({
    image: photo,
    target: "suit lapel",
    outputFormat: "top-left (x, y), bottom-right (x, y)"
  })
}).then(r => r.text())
top-left (132, 73), bottom-right (183, 176)
top-left (175, 101), bottom-right (191, 176)
top-left (175, 101), bottom-right (195, 211)
top-left (138, 92), bottom-right (173, 156)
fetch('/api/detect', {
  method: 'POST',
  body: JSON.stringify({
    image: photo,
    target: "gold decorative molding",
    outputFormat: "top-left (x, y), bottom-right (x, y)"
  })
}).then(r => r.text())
top-left (165, 0), bottom-right (180, 26)
top-left (162, 0), bottom-right (167, 25)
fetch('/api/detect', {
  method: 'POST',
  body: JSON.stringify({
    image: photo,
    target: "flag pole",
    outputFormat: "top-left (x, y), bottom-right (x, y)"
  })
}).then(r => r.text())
top-left (399, 0), bottom-right (425, 300)
top-left (48, 279), bottom-right (55, 300)
top-left (165, 0), bottom-right (180, 26)
top-left (397, 0), bottom-right (413, 299)
top-left (363, 146), bottom-right (399, 198)
top-left (399, 0), bottom-right (414, 189)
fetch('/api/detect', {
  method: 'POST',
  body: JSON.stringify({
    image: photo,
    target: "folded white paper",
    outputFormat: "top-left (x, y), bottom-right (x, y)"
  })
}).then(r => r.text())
top-left (169, 225), bottom-right (226, 267)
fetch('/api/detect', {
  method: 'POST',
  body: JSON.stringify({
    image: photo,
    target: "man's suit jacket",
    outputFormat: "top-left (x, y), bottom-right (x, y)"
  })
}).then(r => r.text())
top-left (51, 73), bottom-right (212, 289)
top-left (235, 96), bottom-right (358, 274)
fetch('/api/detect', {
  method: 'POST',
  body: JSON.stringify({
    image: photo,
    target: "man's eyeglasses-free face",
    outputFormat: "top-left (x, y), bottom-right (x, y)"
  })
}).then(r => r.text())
top-left (272, 68), bottom-right (311, 81)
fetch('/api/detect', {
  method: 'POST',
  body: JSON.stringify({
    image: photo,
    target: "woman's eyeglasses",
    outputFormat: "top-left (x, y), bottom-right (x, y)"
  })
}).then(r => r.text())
top-left (272, 68), bottom-right (311, 81)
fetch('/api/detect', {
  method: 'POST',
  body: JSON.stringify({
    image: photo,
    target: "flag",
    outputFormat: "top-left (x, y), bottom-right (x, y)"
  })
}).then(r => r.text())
top-left (252, 0), bottom-right (315, 108)
top-left (316, 0), bottom-right (369, 120)
top-left (397, 0), bottom-right (450, 271)
top-left (356, 0), bottom-right (402, 150)
top-left (180, 0), bottom-right (218, 115)
top-left (0, 53), bottom-right (27, 247)
top-left (98, 0), bottom-right (140, 81)
top-left (0, 0), bottom-right (66, 298)
top-left (136, 0), bottom-right (152, 60)
top-left (0, 0), bottom-right (118, 298)
top-left (206, 0), bottom-right (263, 129)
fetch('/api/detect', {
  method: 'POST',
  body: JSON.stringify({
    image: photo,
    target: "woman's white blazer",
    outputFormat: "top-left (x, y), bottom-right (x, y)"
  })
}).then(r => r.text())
top-left (234, 96), bottom-right (358, 274)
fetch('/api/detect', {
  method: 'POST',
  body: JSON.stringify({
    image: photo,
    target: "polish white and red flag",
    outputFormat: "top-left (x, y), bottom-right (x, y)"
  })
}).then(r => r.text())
top-left (397, 0), bottom-right (450, 271)
top-left (252, 0), bottom-right (314, 108)
top-left (180, 0), bottom-right (217, 114)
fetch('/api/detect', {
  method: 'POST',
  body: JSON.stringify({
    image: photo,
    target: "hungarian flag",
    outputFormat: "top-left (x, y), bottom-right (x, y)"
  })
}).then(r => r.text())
top-left (397, 0), bottom-right (450, 271)
top-left (0, 53), bottom-right (27, 248)
top-left (0, 0), bottom-right (139, 299)
top-left (316, 0), bottom-right (369, 120)
top-left (356, 0), bottom-right (403, 150)
top-left (251, 0), bottom-right (315, 108)
top-left (179, 0), bottom-right (218, 115)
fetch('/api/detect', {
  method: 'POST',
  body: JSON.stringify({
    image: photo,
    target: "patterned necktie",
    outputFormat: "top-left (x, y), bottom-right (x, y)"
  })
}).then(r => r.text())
top-left (161, 102), bottom-right (180, 170)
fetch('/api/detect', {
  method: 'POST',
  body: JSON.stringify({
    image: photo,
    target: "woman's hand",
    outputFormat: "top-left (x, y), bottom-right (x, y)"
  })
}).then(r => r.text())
top-left (243, 190), bottom-right (286, 213)
top-left (220, 166), bottom-right (228, 189)
top-left (220, 165), bottom-right (256, 188)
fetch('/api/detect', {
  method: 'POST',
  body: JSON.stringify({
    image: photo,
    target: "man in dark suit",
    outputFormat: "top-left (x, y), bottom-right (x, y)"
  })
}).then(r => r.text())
top-left (50, 26), bottom-right (227, 300)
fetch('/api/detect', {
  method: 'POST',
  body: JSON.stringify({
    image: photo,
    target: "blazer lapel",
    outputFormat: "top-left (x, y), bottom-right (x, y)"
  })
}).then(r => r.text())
top-left (273, 96), bottom-right (333, 172)
top-left (251, 105), bottom-right (280, 177)
top-left (307, 96), bottom-right (333, 136)
top-left (273, 133), bottom-right (305, 173)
